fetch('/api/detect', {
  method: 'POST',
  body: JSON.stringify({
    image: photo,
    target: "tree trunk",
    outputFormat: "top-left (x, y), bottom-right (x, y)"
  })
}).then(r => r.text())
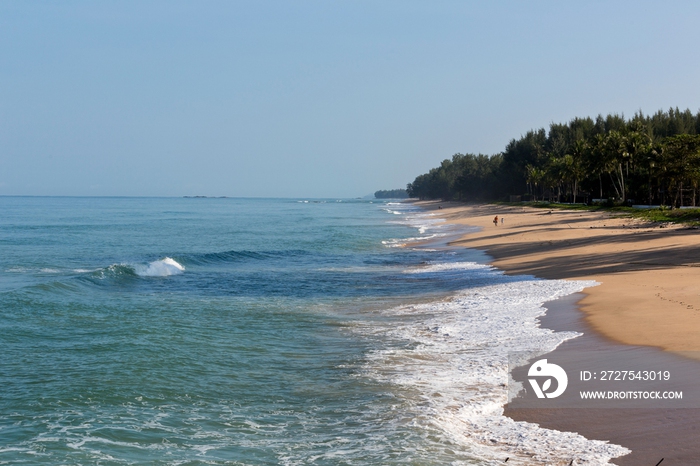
top-left (608, 172), bottom-right (621, 200)
top-left (693, 184), bottom-right (695, 207)
top-left (618, 164), bottom-right (626, 202)
top-left (662, 182), bottom-right (666, 206)
top-left (693, 183), bottom-right (697, 207)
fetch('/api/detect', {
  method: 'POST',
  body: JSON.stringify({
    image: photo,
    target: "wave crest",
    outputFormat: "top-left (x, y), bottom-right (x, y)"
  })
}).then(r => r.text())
top-left (134, 257), bottom-right (185, 277)
top-left (84, 258), bottom-right (186, 282)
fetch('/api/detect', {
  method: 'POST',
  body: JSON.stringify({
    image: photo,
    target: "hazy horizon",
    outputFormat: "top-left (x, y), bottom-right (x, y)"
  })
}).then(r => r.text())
top-left (3, 1), bottom-right (700, 197)
top-left (0, 194), bottom-right (382, 199)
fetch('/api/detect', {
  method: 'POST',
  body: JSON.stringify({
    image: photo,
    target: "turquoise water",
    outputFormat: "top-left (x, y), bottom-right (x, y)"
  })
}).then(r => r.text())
top-left (0, 197), bottom-right (629, 465)
top-left (0, 197), bottom-right (471, 464)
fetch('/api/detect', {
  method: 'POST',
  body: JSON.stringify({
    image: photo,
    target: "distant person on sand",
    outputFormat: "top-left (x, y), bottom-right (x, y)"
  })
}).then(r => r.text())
top-left (493, 215), bottom-right (498, 226)
top-left (501, 217), bottom-right (504, 225)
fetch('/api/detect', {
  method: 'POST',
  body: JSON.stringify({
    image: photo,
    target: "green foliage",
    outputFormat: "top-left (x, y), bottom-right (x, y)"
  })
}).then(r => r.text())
top-left (374, 189), bottom-right (409, 199)
top-left (526, 202), bottom-right (700, 226)
top-left (408, 107), bottom-right (700, 208)
top-left (632, 207), bottom-right (700, 225)
top-left (406, 153), bottom-right (502, 200)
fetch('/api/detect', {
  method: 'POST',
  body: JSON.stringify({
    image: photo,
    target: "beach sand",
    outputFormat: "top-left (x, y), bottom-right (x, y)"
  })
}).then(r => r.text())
top-left (422, 201), bottom-right (700, 353)
top-left (416, 201), bottom-right (700, 464)
top-left (509, 294), bottom-right (700, 465)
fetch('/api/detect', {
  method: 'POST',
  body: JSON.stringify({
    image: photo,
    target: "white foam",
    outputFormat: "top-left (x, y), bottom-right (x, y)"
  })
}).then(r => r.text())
top-left (67, 435), bottom-right (148, 450)
top-left (380, 203), bottom-right (477, 250)
top-left (134, 257), bottom-right (185, 277)
top-left (404, 261), bottom-right (487, 274)
top-left (381, 235), bottom-right (438, 247)
top-left (353, 276), bottom-right (630, 464)
top-left (375, 203), bottom-right (627, 461)
top-left (5, 267), bottom-right (29, 273)
top-left (0, 447), bottom-right (30, 453)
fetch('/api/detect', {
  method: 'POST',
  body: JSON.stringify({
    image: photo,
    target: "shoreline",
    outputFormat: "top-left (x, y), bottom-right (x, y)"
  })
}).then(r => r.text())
top-left (412, 200), bottom-right (700, 464)
top-left (415, 200), bottom-right (700, 354)
top-left (509, 294), bottom-right (700, 464)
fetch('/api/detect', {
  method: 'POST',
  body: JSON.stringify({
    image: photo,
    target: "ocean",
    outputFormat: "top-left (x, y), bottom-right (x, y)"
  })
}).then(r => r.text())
top-left (0, 197), bottom-right (627, 465)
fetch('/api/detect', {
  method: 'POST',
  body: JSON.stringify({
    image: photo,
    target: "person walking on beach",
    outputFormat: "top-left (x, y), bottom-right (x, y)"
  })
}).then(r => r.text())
top-left (501, 217), bottom-right (504, 225)
top-left (493, 215), bottom-right (498, 226)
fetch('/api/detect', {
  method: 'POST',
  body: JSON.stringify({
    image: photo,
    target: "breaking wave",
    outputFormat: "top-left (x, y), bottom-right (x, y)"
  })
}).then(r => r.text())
top-left (84, 257), bottom-right (186, 282)
top-left (133, 257), bottom-right (185, 277)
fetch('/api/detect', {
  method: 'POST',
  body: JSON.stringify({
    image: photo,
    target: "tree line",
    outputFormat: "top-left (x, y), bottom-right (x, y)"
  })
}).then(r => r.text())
top-left (407, 108), bottom-right (700, 207)
top-left (374, 189), bottom-right (409, 199)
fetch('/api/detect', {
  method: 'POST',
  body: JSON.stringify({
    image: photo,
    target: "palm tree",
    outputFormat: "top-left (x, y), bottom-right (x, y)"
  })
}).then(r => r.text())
top-left (564, 140), bottom-right (588, 202)
top-left (525, 164), bottom-right (545, 201)
top-left (662, 134), bottom-right (700, 207)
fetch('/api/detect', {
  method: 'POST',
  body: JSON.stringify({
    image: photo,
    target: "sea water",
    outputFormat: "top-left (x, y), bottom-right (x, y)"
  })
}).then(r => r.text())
top-left (0, 197), bottom-right (627, 465)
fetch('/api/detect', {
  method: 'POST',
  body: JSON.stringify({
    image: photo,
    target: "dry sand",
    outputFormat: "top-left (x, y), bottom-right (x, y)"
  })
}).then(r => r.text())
top-left (415, 200), bottom-right (700, 464)
top-left (419, 201), bottom-right (700, 353)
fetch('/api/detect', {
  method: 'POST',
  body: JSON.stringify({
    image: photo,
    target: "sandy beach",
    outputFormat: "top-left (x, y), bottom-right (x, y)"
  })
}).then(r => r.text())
top-left (419, 201), bottom-right (700, 354)
top-left (416, 200), bottom-right (700, 464)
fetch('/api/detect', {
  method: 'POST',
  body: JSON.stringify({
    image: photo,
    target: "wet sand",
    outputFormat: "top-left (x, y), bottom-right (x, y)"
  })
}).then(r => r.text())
top-left (419, 201), bottom-right (700, 353)
top-left (507, 294), bottom-right (700, 465)
top-left (415, 201), bottom-right (700, 464)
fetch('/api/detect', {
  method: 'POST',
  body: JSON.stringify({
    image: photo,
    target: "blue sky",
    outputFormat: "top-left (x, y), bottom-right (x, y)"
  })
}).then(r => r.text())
top-left (2, 1), bottom-right (700, 197)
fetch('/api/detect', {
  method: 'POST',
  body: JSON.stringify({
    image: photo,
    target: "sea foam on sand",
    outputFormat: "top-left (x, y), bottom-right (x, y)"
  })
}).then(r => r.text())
top-left (365, 203), bottom-right (630, 464)
top-left (355, 274), bottom-right (629, 464)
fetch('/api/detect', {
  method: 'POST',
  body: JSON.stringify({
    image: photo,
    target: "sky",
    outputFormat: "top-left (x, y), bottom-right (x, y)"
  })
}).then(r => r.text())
top-left (2, 1), bottom-right (700, 198)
